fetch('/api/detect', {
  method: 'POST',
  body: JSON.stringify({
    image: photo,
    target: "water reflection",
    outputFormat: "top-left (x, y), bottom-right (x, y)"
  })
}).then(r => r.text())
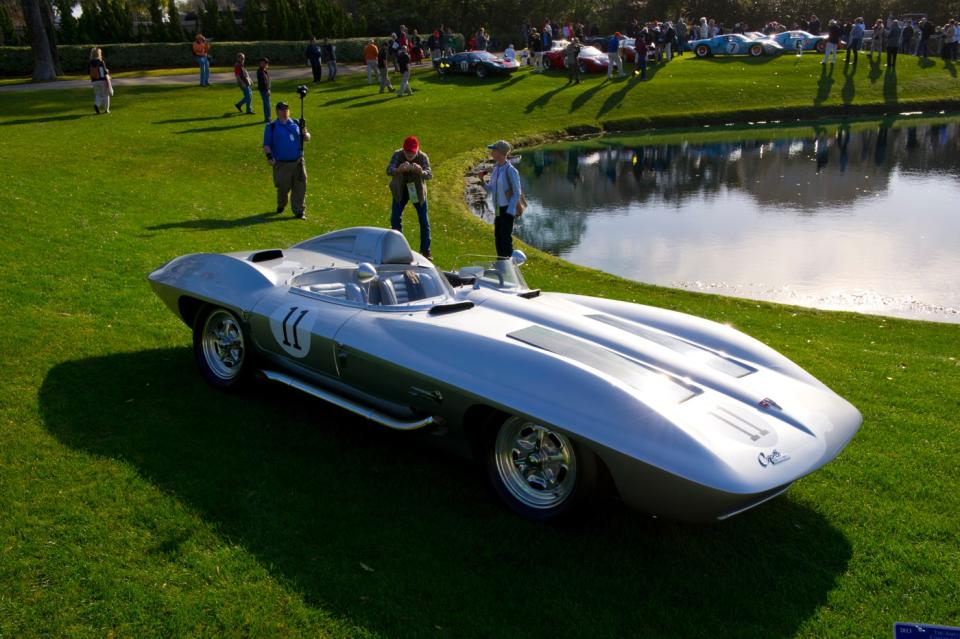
top-left (496, 118), bottom-right (960, 323)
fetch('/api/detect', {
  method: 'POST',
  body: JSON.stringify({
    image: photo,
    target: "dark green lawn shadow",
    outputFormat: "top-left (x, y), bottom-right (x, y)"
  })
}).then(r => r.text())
top-left (868, 54), bottom-right (883, 84)
top-left (41, 350), bottom-right (853, 638)
top-left (154, 114), bottom-right (240, 124)
top-left (345, 94), bottom-right (400, 108)
top-left (596, 75), bottom-right (641, 118)
top-left (491, 72), bottom-right (527, 91)
top-left (524, 81), bottom-right (572, 113)
top-left (944, 60), bottom-right (957, 79)
top-left (692, 55), bottom-right (779, 66)
top-left (145, 210), bottom-right (287, 231)
top-left (841, 63), bottom-right (856, 106)
top-left (917, 57), bottom-right (935, 69)
top-left (883, 68), bottom-right (898, 105)
top-left (814, 63), bottom-right (836, 106)
top-left (0, 113), bottom-right (93, 126)
top-left (569, 79), bottom-right (606, 113)
top-left (174, 118), bottom-right (266, 134)
top-left (322, 93), bottom-right (370, 106)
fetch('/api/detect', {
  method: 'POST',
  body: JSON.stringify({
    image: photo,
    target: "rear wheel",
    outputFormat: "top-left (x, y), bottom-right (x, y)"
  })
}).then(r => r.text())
top-left (749, 44), bottom-right (764, 57)
top-left (193, 306), bottom-right (249, 389)
top-left (542, 56), bottom-right (553, 70)
top-left (485, 415), bottom-right (597, 521)
top-left (578, 60), bottom-right (588, 73)
top-left (695, 44), bottom-right (710, 58)
top-left (816, 40), bottom-right (827, 53)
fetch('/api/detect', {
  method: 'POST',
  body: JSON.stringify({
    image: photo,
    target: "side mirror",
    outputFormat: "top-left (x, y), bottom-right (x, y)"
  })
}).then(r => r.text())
top-left (357, 262), bottom-right (378, 284)
top-left (511, 250), bottom-right (527, 267)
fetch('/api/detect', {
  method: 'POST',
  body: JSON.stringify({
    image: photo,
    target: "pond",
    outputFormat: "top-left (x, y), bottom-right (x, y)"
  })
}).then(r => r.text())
top-left (475, 116), bottom-right (960, 323)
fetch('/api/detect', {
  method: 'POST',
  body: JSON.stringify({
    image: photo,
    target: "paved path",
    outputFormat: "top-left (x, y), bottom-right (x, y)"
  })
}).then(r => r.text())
top-left (0, 64), bottom-right (368, 93)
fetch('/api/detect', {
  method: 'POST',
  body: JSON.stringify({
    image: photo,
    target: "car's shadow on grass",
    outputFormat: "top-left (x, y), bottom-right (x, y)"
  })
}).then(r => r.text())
top-left (40, 350), bottom-right (853, 638)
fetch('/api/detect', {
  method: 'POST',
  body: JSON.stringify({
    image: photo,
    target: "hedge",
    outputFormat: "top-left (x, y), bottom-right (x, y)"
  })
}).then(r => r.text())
top-left (0, 35), bottom-right (465, 76)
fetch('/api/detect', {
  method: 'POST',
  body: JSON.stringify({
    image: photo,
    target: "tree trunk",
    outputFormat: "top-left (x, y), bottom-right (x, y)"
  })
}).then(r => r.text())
top-left (20, 0), bottom-right (59, 81)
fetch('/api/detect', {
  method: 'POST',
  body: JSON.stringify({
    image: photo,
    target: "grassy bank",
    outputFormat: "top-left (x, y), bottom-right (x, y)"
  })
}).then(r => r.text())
top-left (1, 54), bottom-right (959, 638)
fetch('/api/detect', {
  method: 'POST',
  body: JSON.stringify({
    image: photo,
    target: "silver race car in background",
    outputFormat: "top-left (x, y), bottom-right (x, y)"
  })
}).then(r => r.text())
top-left (149, 227), bottom-right (861, 522)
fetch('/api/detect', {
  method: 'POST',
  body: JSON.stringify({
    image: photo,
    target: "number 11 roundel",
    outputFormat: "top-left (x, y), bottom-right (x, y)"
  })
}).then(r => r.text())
top-left (270, 304), bottom-right (317, 358)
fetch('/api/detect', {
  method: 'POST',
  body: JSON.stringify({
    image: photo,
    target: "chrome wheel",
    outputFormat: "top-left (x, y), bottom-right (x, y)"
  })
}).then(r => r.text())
top-left (493, 417), bottom-right (577, 509)
top-left (200, 309), bottom-right (245, 382)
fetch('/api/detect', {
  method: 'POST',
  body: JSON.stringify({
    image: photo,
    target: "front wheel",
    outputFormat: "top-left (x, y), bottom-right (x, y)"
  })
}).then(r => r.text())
top-left (749, 44), bottom-right (763, 57)
top-left (193, 306), bottom-right (249, 389)
top-left (485, 416), bottom-right (597, 521)
top-left (695, 44), bottom-right (710, 58)
top-left (475, 65), bottom-right (488, 78)
top-left (542, 56), bottom-right (553, 70)
top-left (816, 40), bottom-right (827, 53)
top-left (578, 60), bottom-right (588, 73)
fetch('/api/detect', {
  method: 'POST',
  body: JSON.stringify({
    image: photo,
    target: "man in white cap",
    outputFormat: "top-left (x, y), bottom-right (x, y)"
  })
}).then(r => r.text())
top-left (483, 140), bottom-right (522, 258)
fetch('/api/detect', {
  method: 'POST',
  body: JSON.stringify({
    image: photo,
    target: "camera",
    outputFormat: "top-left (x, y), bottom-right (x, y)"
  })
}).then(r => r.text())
top-left (296, 84), bottom-right (308, 98)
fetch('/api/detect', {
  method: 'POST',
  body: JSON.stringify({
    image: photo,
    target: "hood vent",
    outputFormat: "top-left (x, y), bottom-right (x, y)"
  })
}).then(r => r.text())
top-left (508, 325), bottom-right (701, 404)
top-left (588, 314), bottom-right (756, 378)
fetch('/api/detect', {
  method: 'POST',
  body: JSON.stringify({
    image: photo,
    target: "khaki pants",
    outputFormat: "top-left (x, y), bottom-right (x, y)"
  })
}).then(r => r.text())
top-left (607, 52), bottom-right (623, 77)
top-left (378, 67), bottom-right (393, 93)
top-left (273, 160), bottom-right (307, 216)
top-left (93, 80), bottom-right (110, 113)
top-left (398, 71), bottom-right (412, 95)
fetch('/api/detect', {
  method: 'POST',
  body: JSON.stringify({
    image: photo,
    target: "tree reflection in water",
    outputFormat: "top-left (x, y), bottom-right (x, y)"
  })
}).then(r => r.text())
top-left (481, 117), bottom-right (960, 322)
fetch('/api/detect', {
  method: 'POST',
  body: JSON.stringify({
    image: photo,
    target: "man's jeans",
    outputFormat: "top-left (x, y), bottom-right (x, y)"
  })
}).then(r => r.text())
top-left (391, 197), bottom-right (430, 254)
top-left (260, 91), bottom-right (271, 121)
top-left (198, 56), bottom-right (210, 85)
top-left (236, 86), bottom-right (253, 113)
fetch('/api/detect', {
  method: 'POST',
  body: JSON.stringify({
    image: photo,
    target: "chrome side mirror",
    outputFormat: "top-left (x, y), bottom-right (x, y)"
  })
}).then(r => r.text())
top-left (357, 262), bottom-right (378, 284)
top-left (511, 250), bottom-right (527, 267)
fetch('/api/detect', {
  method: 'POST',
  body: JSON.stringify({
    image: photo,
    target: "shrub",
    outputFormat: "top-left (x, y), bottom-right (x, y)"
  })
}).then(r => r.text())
top-left (0, 34), bottom-right (465, 76)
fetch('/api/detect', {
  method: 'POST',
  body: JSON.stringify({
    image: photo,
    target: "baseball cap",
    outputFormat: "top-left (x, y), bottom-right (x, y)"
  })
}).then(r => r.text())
top-left (403, 136), bottom-right (420, 153)
top-left (276, 101), bottom-right (289, 110)
top-left (486, 140), bottom-right (512, 154)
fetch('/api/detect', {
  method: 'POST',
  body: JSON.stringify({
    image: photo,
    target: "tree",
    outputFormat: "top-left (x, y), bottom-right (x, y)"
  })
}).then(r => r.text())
top-left (200, 0), bottom-right (218, 36)
top-left (53, 0), bottom-right (78, 42)
top-left (166, 0), bottom-right (184, 40)
top-left (146, 0), bottom-right (166, 39)
top-left (0, 1), bottom-right (21, 44)
top-left (265, 0), bottom-right (291, 38)
top-left (242, 0), bottom-right (265, 39)
top-left (20, 0), bottom-right (60, 80)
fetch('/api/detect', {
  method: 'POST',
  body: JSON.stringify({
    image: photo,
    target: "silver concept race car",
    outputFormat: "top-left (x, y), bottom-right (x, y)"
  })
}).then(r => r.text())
top-left (149, 227), bottom-right (861, 522)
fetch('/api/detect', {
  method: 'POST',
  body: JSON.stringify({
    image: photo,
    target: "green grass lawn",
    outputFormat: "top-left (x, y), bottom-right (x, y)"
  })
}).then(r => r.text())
top-left (1, 55), bottom-right (959, 638)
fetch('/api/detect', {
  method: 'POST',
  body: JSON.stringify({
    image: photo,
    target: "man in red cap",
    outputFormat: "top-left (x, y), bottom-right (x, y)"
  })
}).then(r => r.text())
top-left (386, 136), bottom-right (433, 258)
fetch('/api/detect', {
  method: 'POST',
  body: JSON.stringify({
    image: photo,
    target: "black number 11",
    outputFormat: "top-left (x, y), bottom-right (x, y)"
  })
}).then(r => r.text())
top-left (281, 306), bottom-right (309, 350)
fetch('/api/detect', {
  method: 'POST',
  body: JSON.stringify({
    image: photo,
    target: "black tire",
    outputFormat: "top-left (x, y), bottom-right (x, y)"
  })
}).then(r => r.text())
top-left (542, 56), bottom-right (553, 70)
top-left (578, 60), bottom-right (588, 73)
top-left (749, 44), bottom-right (763, 57)
top-left (484, 415), bottom-right (598, 522)
top-left (816, 40), bottom-right (827, 53)
top-left (695, 44), bottom-right (710, 58)
top-left (476, 65), bottom-right (488, 78)
top-left (193, 305), bottom-right (250, 389)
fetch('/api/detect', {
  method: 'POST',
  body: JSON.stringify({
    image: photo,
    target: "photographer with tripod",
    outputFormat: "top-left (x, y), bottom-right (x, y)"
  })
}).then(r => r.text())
top-left (262, 86), bottom-right (311, 219)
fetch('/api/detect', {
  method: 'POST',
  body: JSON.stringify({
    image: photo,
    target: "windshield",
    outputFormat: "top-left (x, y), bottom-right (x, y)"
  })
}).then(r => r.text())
top-left (474, 52), bottom-right (497, 61)
top-left (455, 256), bottom-right (529, 292)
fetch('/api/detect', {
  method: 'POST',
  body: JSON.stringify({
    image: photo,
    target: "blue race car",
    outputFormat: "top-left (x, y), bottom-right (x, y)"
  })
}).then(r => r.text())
top-left (436, 51), bottom-right (520, 78)
top-left (690, 33), bottom-right (783, 57)
top-left (768, 30), bottom-right (830, 53)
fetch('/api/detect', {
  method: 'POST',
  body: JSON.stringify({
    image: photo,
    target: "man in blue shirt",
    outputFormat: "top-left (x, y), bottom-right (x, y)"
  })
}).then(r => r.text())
top-left (606, 32), bottom-right (624, 78)
top-left (263, 102), bottom-right (311, 218)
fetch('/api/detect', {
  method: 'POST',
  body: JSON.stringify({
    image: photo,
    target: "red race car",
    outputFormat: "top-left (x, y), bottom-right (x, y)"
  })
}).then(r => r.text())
top-left (542, 40), bottom-right (610, 73)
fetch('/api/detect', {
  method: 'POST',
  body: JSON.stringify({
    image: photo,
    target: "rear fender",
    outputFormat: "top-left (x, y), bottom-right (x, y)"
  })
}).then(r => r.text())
top-left (148, 253), bottom-right (278, 324)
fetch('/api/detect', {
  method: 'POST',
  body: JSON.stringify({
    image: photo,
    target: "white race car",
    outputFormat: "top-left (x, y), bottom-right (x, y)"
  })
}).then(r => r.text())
top-left (149, 227), bottom-right (861, 522)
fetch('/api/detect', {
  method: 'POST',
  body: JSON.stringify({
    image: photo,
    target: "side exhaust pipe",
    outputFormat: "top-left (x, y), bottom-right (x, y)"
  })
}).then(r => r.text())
top-left (259, 369), bottom-right (435, 431)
